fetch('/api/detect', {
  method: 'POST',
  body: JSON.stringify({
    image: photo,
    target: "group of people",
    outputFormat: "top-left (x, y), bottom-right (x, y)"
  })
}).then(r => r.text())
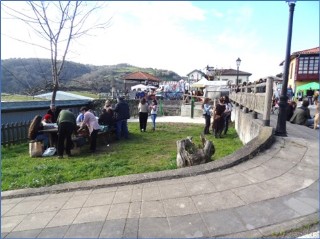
top-left (289, 91), bottom-right (319, 129)
top-left (202, 95), bottom-right (232, 138)
top-left (28, 97), bottom-right (132, 158)
top-left (138, 98), bottom-right (158, 132)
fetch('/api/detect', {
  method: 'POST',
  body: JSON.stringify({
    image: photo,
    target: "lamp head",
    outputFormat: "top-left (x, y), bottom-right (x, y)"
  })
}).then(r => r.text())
top-left (236, 57), bottom-right (241, 67)
top-left (286, 0), bottom-right (296, 6)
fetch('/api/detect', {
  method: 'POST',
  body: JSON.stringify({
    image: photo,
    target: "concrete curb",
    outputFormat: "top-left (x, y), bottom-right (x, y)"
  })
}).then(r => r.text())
top-left (2, 126), bottom-right (274, 199)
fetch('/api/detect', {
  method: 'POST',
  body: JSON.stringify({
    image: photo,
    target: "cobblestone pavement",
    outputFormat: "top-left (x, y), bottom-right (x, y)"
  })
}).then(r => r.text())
top-left (1, 116), bottom-right (319, 238)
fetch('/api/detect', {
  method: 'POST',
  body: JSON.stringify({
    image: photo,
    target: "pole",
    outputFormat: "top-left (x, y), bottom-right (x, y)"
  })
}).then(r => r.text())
top-left (275, 1), bottom-right (295, 136)
top-left (191, 97), bottom-right (194, 118)
top-left (236, 66), bottom-right (239, 87)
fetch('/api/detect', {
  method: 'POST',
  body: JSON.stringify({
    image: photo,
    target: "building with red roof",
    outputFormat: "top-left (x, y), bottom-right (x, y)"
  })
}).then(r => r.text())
top-left (280, 46), bottom-right (319, 93)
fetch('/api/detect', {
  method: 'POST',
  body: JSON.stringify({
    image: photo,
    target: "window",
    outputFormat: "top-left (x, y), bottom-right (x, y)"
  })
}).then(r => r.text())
top-left (298, 56), bottom-right (319, 74)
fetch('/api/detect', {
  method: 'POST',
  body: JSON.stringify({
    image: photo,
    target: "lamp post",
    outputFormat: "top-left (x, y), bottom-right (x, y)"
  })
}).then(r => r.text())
top-left (236, 57), bottom-right (241, 86)
top-left (275, 0), bottom-right (296, 136)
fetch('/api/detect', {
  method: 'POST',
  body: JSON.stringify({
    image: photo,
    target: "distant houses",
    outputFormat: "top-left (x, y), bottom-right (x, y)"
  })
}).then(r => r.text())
top-left (280, 46), bottom-right (319, 93)
top-left (186, 68), bottom-right (252, 86)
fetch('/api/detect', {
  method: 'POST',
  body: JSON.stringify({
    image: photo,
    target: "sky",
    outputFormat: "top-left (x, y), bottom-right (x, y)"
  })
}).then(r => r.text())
top-left (1, 1), bottom-right (319, 81)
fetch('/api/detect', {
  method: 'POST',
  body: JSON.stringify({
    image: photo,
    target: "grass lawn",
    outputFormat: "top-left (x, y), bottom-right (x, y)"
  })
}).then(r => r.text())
top-left (1, 122), bottom-right (242, 191)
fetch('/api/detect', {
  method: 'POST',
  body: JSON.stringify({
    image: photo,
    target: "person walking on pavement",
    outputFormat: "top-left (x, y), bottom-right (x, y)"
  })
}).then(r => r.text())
top-left (56, 109), bottom-right (76, 158)
top-left (138, 98), bottom-right (149, 132)
top-left (202, 98), bottom-right (212, 135)
top-left (78, 107), bottom-right (101, 153)
top-left (114, 97), bottom-right (130, 139)
top-left (150, 99), bottom-right (158, 131)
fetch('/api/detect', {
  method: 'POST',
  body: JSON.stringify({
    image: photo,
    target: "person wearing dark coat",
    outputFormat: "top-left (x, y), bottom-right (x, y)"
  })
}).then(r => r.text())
top-left (286, 101), bottom-right (297, 121)
top-left (47, 104), bottom-right (61, 123)
top-left (56, 109), bottom-right (76, 158)
top-left (212, 97), bottom-right (226, 138)
top-left (113, 97), bottom-right (130, 140)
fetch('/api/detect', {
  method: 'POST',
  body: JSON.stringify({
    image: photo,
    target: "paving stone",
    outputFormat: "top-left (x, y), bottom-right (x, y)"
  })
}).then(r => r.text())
top-left (62, 194), bottom-right (90, 209)
top-left (231, 183), bottom-right (276, 204)
top-left (91, 187), bottom-right (117, 194)
top-left (184, 179), bottom-right (217, 195)
top-left (141, 200), bottom-right (166, 218)
top-left (83, 191), bottom-right (115, 207)
top-left (33, 197), bottom-right (69, 213)
top-left (294, 187), bottom-right (319, 209)
top-left (1, 203), bottom-right (16, 216)
top-left (168, 213), bottom-right (210, 238)
top-left (131, 188), bottom-right (143, 202)
top-left (1, 215), bottom-right (27, 233)
top-left (163, 197), bottom-right (197, 217)
top-left (73, 205), bottom-right (109, 224)
top-left (128, 201), bottom-right (141, 218)
top-left (241, 164), bottom-right (284, 182)
top-left (99, 219), bottom-right (125, 238)
top-left (201, 209), bottom-right (247, 236)
top-left (107, 203), bottom-right (130, 220)
top-left (113, 189), bottom-right (132, 203)
top-left (212, 173), bottom-right (253, 191)
top-left (46, 208), bottom-right (80, 227)
top-left (5, 200), bottom-right (43, 216)
top-left (280, 195), bottom-right (317, 216)
top-left (288, 163), bottom-right (319, 180)
top-left (37, 225), bottom-right (69, 238)
top-left (263, 156), bottom-right (299, 170)
top-left (159, 182), bottom-right (189, 199)
top-left (5, 229), bottom-right (41, 238)
top-left (12, 211), bottom-right (56, 232)
top-left (123, 218), bottom-right (139, 238)
top-left (64, 221), bottom-right (104, 238)
top-left (142, 185), bottom-right (161, 201)
top-left (138, 217), bottom-right (172, 238)
top-left (1, 198), bottom-right (24, 206)
top-left (235, 199), bottom-right (299, 229)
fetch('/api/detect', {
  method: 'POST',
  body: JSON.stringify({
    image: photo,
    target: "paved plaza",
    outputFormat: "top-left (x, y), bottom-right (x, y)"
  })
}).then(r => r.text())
top-left (1, 115), bottom-right (319, 238)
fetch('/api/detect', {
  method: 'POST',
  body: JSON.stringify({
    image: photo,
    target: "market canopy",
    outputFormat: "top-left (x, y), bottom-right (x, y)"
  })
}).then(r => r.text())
top-left (131, 84), bottom-right (157, 91)
top-left (190, 77), bottom-right (209, 88)
top-left (296, 82), bottom-right (320, 92)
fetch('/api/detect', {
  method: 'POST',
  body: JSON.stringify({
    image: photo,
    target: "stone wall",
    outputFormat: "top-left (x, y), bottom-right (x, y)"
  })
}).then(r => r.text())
top-left (233, 104), bottom-right (273, 144)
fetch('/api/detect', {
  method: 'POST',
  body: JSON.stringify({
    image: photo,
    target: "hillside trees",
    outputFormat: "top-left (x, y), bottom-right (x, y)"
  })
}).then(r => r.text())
top-left (2, 1), bottom-right (110, 105)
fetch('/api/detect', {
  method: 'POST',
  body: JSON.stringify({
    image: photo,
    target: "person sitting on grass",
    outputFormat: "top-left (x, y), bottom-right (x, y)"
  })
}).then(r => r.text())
top-left (28, 115), bottom-right (49, 149)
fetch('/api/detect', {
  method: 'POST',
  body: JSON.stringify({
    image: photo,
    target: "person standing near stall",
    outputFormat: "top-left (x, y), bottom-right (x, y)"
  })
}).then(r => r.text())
top-left (56, 109), bottom-right (76, 158)
top-left (78, 107), bottom-right (101, 153)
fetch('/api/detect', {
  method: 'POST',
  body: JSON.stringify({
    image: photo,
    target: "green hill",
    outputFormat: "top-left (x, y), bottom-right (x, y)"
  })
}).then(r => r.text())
top-left (1, 58), bottom-right (181, 95)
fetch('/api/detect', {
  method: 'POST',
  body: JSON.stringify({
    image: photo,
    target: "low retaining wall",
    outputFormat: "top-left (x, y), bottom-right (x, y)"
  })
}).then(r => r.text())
top-left (233, 104), bottom-right (274, 144)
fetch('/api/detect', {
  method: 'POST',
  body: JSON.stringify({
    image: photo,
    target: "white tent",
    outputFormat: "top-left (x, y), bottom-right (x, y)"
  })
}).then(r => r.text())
top-left (35, 91), bottom-right (94, 100)
top-left (131, 84), bottom-right (157, 91)
top-left (190, 77), bottom-right (208, 88)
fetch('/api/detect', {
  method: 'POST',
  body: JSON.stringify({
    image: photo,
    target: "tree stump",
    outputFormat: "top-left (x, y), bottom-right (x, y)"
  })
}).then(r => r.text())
top-left (176, 134), bottom-right (215, 168)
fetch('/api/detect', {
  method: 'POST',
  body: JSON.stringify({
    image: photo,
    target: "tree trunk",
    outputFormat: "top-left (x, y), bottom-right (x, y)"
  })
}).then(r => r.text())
top-left (176, 135), bottom-right (215, 168)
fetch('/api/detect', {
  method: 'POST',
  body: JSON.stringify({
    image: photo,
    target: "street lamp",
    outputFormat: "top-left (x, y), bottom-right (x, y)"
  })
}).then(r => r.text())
top-left (275, 0), bottom-right (296, 136)
top-left (236, 57), bottom-right (241, 86)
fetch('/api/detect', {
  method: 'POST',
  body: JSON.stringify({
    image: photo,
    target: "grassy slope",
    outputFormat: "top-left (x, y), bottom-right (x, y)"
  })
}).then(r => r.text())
top-left (1, 122), bottom-right (242, 191)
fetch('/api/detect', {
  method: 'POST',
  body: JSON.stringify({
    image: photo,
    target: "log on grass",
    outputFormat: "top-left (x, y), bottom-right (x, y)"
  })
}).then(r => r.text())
top-left (176, 135), bottom-right (215, 168)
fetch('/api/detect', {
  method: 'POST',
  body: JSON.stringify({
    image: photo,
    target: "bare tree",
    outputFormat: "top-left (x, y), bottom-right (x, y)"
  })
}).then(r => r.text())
top-left (2, 1), bottom-right (111, 105)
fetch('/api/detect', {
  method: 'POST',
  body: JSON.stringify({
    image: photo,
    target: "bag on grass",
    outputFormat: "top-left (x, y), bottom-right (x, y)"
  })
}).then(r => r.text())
top-left (29, 141), bottom-right (43, 157)
top-left (42, 147), bottom-right (56, 157)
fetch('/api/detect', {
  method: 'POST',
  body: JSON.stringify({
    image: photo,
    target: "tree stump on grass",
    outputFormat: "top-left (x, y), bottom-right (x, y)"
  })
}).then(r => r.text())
top-left (176, 134), bottom-right (215, 168)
